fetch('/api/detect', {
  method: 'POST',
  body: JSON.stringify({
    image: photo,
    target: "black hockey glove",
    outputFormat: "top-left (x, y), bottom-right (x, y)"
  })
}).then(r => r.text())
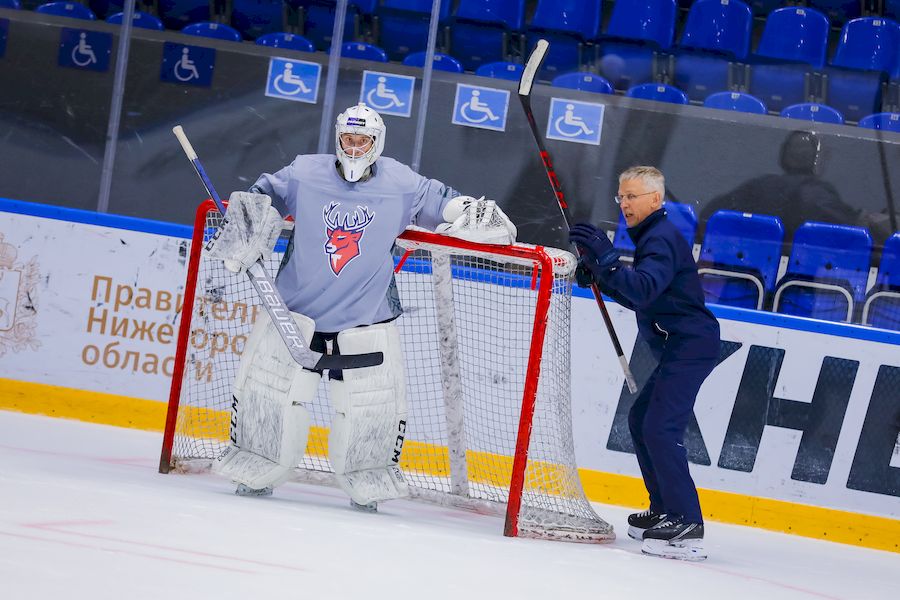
top-left (569, 223), bottom-right (619, 282)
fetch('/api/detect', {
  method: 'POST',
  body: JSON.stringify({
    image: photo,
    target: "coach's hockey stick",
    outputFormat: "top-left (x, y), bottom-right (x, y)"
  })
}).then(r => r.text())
top-left (517, 40), bottom-right (638, 393)
top-left (172, 126), bottom-right (383, 371)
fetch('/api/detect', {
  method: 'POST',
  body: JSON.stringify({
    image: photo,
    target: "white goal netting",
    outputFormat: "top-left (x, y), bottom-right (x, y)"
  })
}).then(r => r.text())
top-left (161, 203), bottom-right (613, 543)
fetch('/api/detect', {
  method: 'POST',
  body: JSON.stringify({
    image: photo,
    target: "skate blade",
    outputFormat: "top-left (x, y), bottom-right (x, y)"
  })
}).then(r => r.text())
top-left (641, 538), bottom-right (707, 561)
top-left (627, 526), bottom-right (646, 540)
top-left (235, 484), bottom-right (273, 497)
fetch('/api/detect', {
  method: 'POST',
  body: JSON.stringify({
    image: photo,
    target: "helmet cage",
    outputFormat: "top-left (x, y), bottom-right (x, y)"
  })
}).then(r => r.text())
top-left (335, 105), bottom-right (385, 182)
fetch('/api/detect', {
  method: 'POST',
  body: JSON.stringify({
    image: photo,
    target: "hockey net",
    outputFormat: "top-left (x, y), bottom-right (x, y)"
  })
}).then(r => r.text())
top-left (160, 200), bottom-right (614, 543)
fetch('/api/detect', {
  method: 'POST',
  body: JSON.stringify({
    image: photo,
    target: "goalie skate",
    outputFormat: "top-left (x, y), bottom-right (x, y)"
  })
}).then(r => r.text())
top-left (350, 500), bottom-right (378, 513)
top-left (235, 483), bottom-right (273, 497)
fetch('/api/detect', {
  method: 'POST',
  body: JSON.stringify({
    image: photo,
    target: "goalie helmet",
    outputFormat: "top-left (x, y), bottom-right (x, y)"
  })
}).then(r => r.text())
top-left (335, 103), bottom-right (385, 182)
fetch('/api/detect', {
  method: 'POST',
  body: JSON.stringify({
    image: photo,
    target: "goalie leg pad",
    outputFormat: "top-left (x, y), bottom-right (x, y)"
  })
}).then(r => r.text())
top-left (329, 322), bottom-right (409, 505)
top-left (213, 310), bottom-right (320, 491)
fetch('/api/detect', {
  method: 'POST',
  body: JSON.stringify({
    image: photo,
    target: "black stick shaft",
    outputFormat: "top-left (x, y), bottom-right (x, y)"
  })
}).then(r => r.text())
top-left (517, 41), bottom-right (638, 393)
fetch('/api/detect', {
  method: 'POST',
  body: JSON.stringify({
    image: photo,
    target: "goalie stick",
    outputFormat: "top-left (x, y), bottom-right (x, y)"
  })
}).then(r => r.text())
top-left (517, 40), bottom-right (638, 394)
top-left (171, 125), bottom-right (383, 372)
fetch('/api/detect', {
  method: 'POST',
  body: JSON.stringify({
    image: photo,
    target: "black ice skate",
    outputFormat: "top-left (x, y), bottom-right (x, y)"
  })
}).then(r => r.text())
top-left (235, 483), bottom-right (273, 497)
top-left (641, 516), bottom-right (707, 561)
top-left (627, 509), bottom-right (667, 540)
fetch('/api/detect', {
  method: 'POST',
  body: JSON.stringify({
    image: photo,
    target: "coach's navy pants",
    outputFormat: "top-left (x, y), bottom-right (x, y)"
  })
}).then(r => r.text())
top-left (628, 349), bottom-right (717, 524)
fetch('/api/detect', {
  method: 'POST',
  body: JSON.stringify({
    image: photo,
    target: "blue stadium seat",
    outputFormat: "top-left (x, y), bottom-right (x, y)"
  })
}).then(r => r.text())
top-left (757, 7), bottom-right (829, 68)
top-left (673, 0), bottom-right (752, 102)
top-left (703, 91), bottom-right (767, 114)
top-left (182, 21), bottom-right (243, 42)
top-left (626, 83), bottom-right (689, 104)
top-left (0, 0), bottom-right (20, 8)
top-left (596, 0), bottom-right (676, 91)
top-left (375, 0), bottom-right (452, 62)
top-left (698, 211), bottom-right (784, 310)
top-left (35, 2), bottom-right (96, 20)
top-left (823, 17), bottom-right (900, 123)
top-left (806, 0), bottom-right (861, 24)
top-left (614, 200), bottom-right (697, 256)
top-left (106, 10), bottom-right (164, 30)
top-left (863, 233), bottom-right (900, 329)
top-left (526, 0), bottom-right (602, 78)
top-left (294, 0), bottom-right (369, 52)
top-left (255, 32), bottom-right (316, 52)
top-left (858, 112), bottom-right (900, 132)
top-left (748, 7), bottom-right (829, 114)
top-left (158, 0), bottom-right (210, 31)
top-left (232, 0), bottom-right (285, 40)
top-left (551, 72), bottom-right (613, 94)
top-left (474, 60), bottom-right (522, 80)
top-left (341, 41), bottom-right (387, 62)
top-left (605, 0), bottom-right (675, 49)
top-left (402, 51), bottom-right (463, 72)
top-left (448, 0), bottom-right (525, 72)
top-left (773, 222), bottom-right (872, 322)
top-left (780, 102), bottom-right (845, 124)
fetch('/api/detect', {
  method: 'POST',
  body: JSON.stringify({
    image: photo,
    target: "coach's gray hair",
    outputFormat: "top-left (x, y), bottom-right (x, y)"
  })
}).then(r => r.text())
top-left (619, 166), bottom-right (665, 199)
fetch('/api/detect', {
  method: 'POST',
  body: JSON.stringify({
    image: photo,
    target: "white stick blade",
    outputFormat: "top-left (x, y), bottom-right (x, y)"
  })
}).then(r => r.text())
top-left (518, 39), bottom-right (549, 96)
top-left (172, 125), bottom-right (198, 160)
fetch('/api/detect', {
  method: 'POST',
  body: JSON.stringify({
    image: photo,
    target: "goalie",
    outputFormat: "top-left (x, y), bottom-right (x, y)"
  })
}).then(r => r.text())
top-left (207, 103), bottom-right (516, 512)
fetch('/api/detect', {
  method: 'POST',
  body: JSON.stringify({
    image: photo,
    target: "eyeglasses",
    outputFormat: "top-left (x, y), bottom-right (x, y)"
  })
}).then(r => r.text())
top-left (614, 191), bottom-right (656, 205)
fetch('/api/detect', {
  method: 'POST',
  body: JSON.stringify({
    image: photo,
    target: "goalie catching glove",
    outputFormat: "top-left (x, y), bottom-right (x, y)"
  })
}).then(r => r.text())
top-left (206, 191), bottom-right (283, 274)
top-left (435, 195), bottom-right (517, 245)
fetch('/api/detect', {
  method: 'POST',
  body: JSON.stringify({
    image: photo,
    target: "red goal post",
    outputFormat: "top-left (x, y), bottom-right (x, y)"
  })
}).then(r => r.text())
top-left (160, 200), bottom-right (614, 544)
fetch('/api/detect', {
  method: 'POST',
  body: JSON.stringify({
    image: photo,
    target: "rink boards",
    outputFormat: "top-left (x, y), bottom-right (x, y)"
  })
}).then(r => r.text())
top-left (0, 197), bottom-right (898, 552)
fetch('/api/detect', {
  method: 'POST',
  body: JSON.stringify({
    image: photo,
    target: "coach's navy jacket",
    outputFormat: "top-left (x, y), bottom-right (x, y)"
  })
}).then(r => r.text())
top-left (594, 209), bottom-right (720, 362)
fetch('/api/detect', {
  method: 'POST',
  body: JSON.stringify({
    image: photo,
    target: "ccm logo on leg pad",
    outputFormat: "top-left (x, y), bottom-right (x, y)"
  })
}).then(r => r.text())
top-left (392, 419), bottom-right (407, 463)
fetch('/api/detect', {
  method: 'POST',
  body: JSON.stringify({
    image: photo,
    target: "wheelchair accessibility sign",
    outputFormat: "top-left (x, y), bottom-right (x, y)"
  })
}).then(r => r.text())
top-left (160, 42), bottom-right (215, 87)
top-left (265, 57), bottom-right (320, 104)
top-left (451, 84), bottom-right (509, 132)
top-left (546, 98), bottom-right (605, 145)
top-left (360, 71), bottom-right (415, 118)
top-left (58, 29), bottom-right (112, 72)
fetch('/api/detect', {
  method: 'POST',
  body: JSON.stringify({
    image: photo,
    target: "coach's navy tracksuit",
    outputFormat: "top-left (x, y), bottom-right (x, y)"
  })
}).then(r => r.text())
top-left (592, 209), bottom-right (720, 524)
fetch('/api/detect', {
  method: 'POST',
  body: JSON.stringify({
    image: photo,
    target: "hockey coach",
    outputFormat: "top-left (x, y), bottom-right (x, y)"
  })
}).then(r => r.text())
top-left (569, 166), bottom-right (720, 561)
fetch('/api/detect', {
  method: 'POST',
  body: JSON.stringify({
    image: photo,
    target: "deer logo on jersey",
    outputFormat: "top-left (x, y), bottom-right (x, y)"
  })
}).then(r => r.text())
top-left (323, 202), bottom-right (375, 276)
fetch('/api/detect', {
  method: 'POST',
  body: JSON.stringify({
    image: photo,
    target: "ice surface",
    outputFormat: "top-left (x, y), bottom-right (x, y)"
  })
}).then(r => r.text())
top-left (1, 411), bottom-right (896, 600)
